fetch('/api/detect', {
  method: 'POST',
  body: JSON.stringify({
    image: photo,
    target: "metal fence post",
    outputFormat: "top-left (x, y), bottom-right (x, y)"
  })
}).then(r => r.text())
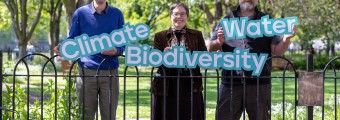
top-left (0, 50), bottom-right (3, 120)
top-left (307, 48), bottom-right (314, 120)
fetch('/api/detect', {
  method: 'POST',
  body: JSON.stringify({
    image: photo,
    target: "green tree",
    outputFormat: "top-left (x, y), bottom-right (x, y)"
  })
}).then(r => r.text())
top-left (318, 0), bottom-right (340, 56)
top-left (266, 0), bottom-right (340, 55)
top-left (198, 0), bottom-right (238, 36)
top-left (0, 2), bottom-right (15, 49)
top-left (0, 2), bottom-right (11, 29)
top-left (112, 0), bottom-right (170, 45)
top-left (1, 0), bottom-right (44, 59)
top-left (0, 28), bottom-right (15, 49)
top-left (46, 0), bottom-right (63, 57)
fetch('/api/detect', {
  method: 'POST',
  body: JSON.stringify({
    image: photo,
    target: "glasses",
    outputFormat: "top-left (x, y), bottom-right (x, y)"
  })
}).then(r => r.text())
top-left (172, 12), bottom-right (187, 17)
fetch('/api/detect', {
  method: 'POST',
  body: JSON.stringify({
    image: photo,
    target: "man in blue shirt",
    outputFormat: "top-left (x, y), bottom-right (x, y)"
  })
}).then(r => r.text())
top-left (54, 0), bottom-right (124, 119)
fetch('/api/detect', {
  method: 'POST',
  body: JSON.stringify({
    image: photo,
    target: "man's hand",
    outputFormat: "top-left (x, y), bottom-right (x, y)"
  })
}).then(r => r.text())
top-left (217, 27), bottom-right (226, 45)
top-left (271, 26), bottom-right (297, 56)
top-left (54, 44), bottom-right (61, 56)
top-left (101, 48), bottom-right (118, 56)
top-left (208, 27), bottom-right (225, 52)
top-left (283, 26), bottom-right (297, 42)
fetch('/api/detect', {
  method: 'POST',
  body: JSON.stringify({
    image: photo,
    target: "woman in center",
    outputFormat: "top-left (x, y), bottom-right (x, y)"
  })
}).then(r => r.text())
top-left (151, 2), bottom-right (207, 120)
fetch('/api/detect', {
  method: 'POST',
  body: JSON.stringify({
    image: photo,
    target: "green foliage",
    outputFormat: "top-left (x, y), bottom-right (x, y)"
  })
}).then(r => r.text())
top-left (1, 0), bottom-right (339, 51)
top-left (0, 26), bottom-right (16, 48)
top-left (291, 56), bottom-right (307, 70)
top-left (284, 52), bottom-right (340, 70)
top-left (0, 2), bottom-right (11, 30)
top-left (111, 0), bottom-right (172, 45)
top-left (2, 79), bottom-right (80, 119)
top-left (0, 2), bottom-right (15, 47)
top-left (186, 1), bottom-right (209, 35)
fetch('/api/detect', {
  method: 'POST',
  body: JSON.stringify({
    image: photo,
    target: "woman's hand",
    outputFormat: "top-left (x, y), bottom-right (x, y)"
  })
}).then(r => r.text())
top-left (164, 46), bottom-right (172, 52)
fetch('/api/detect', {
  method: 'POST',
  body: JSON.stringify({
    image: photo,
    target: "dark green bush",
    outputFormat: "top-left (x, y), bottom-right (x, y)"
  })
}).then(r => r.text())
top-left (284, 52), bottom-right (339, 70)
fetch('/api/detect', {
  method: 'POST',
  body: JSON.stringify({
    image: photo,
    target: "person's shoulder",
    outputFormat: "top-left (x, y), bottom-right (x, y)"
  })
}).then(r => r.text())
top-left (155, 30), bottom-right (168, 36)
top-left (223, 12), bottom-right (235, 19)
top-left (154, 30), bottom-right (170, 39)
top-left (74, 4), bottom-right (92, 15)
top-left (256, 10), bottom-right (269, 18)
top-left (108, 6), bottom-right (123, 14)
top-left (187, 28), bottom-right (202, 35)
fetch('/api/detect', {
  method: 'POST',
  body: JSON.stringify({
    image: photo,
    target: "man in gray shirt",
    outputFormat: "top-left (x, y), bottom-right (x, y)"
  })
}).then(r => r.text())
top-left (208, 0), bottom-right (296, 119)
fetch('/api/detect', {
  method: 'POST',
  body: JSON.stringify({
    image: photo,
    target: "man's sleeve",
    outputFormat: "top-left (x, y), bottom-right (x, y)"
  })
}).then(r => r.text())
top-left (115, 11), bottom-right (125, 55)
top-left (271, 35), bottom-right (283, 45)
top-left (210, 22), bottom-right (222, 41)
top-left (68, 11), bottom-right (80, 39)
top-left (153, 33), bottom-right (161, 51)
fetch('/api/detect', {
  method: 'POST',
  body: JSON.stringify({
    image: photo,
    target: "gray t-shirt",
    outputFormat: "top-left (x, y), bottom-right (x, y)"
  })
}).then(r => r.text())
top-left (210, 11), bottom-right (282, 49)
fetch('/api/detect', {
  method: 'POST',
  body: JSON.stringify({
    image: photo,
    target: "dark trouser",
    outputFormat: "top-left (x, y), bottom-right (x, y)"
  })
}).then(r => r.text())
top-left (216, 84), bottom-right (271, 120)
top-left (151, 78), bottom-right (204, 120)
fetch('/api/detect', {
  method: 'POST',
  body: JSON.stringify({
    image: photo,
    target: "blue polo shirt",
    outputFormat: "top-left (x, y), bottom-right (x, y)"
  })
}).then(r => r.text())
top-left (68, 2), bottom-right (125, 70)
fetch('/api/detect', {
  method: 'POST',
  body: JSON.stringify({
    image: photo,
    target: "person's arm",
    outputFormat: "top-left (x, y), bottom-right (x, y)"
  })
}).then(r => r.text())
top-left (208, 24), bottom-right (224, 52)
top-left (197, 31), bottom-right (207, 51)
top-left (114, 11), bottom-right (125, 55)
top-left (68, 11), bottom-right (81, 39)
top-left (153, 32), bottom-right (165, 51)
top-left (271, 26), bottom-right (297, 56)
top-left (208, 35), bottom-right (223, 51)
top-left (54, 11), bottom-right (80, 56)
top-left (101, 10), bottom-right (125, 56)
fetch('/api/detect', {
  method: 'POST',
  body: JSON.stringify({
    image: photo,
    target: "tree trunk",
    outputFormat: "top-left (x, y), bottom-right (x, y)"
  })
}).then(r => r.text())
top-left (49, 0), bottom-right (63, 57)
top-left (76, 0), bottom-right (92, 7)
top-left (223, 0), bottom-right (234, 17)
top-left (169, 0), bottom-right (180, 2)
top-left (331, 43), bottom-right (335, 56)
top-left (199, 0), bottom-right (236, 36)
top-left (198, 3), bottom-right (216, 35)
top-left (325, 37), bottom-right (335, 56)
top-left (19, 45), bottom-right (27, 60)
top-left (61, 0), bottom-right (76, 33)
top-left (61, 0), bottom-right (92, 33)
top-left (4, 0), bottom-right (44, 59)
top-left (214, 0), bottom-right (222, 19)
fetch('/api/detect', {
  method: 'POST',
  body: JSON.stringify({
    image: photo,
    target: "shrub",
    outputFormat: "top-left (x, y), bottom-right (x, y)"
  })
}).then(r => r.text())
top-left (2, 79), bottom-right (80, 119)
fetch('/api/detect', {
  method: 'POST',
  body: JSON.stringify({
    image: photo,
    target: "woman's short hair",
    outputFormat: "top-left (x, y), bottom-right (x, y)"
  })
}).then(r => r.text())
top-left (169, 2), bottom-right (189, 16)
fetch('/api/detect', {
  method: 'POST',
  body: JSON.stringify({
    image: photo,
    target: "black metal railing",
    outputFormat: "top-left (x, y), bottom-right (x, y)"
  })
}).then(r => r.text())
top-left (0, 51), bottom-right (339, 120)
top-left (322, 56), bottom-right (340, 120)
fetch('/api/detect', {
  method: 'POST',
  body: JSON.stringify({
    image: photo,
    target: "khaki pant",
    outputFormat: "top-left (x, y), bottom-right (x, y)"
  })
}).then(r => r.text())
top-left (77, 68), bottom-right (119, 120)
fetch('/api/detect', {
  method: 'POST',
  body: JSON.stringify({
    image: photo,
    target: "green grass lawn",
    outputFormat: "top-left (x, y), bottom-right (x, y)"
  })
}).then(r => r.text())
top-left (2, 58), bottom-right (340, 119)
top-left (114, 67), bottom-right (340, 120)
